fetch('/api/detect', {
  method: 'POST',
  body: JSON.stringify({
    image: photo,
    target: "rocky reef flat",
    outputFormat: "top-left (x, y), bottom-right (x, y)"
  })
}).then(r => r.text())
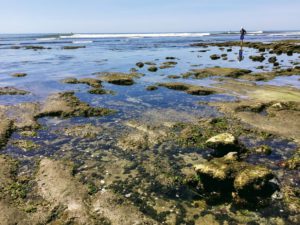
top-left (0, 36), bottom-right (299, 225)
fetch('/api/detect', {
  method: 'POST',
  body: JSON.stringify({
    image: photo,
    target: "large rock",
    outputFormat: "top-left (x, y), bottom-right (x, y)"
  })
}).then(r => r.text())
top-left (194, 156), bottom-right (278, 206)
top-left (233, 166), bottom-right (277, 206)
top-left (37, 91), bottom-right (113, 118)
top-left (205, 133), bottom-right (242, 157)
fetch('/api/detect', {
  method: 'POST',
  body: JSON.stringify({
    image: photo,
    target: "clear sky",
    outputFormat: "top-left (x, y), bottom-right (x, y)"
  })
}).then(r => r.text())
top-left (0, 0), bottom-right (299, 33)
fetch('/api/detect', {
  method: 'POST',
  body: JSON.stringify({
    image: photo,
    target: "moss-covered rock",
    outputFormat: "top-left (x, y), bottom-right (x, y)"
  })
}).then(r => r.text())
top-left (0, 87), bottom-right (29, 95)
top-left (182, 67), bottom-right (252, 79)
top-left (136, 62), bottom-right (144, 68)
top-left (11, 73), bottom-right (27, 78)
top-left (62, 77), bottom-right (102, 88)
top-left (88, 88), bottom-right (110, 95)
top-left (63, 123), bottom-right (102, 138)
top-left (0, 119), bottom-right (14, 149)
top-left (146, 85), bottom-right (158, 91)
top-left (254, 145), bottom-right (272, 155)
top-left (283, 148), bottom-right (300, 170)
top-left (191, 40), bottom-right (300, 54)
top-left (167, 75), bottom-right (181, 79)
top-left (210, 54), bottom-right (221, 60)
top-left (37, 91), bottom-right (114, 118)
top-left (148, 66), bottom-right (158, 72)
top-left (162, 61), bottom-right (177, 66)
top-left (158, 82), bottom-right (217, 96)
top-left (234, 166), bottom-right (276, 205)
top-left (249, 55), bottom-right (266, 62)
top-left (62, 46), bottom-right (86, 50)
top-left (97, 72), bottom-right (142, 85)
top-left (12, 140), bottom-right (39, 151)
top-left (205, 133), bottom-right (243, 157)
top-left (268, 56), bottom-right (277, 64)
top-left (195, 156), bottom-right (277, 206)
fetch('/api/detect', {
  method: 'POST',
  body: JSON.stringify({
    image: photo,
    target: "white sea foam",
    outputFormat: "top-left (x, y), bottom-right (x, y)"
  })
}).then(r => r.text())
top-left (36, 37), bottom-right (58, 41)
top-left (73, 40), bottom-right (93, 44)
top-left (268, 32), bottom-right (300, 36)
top-left (60, 33), bottom-right (211, 39)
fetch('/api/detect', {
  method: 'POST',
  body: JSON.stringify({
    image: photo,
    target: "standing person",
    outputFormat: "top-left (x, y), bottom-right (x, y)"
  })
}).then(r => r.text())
top-left (240, 27), bottom-right (247, 45)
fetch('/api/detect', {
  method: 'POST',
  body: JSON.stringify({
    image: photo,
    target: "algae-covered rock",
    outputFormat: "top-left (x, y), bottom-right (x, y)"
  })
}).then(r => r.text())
top-left (146, 85), bottom-right (158, 91)
top-left (234, 166), bottom-right (274, 191)
top-left (12, 140), bottom-right (39, 151)
top-left (268, 56), bottom-right (277, 63)
top-left (195, 156), bottom-right (277, 206)
top-left (0, 103), bottom-right (40, 129)
top-left (37, 91), bottom-right (113, 118)
top-left (97, 72), bottom-right (142, 85)
top-left (148, 66), bottom-right (158, 72)
top-left (0, 119), bottom-right (14, 149)
top-left (182, 67), bottom-right (252, 79)
top-left (63, 123), bottom-right (102, 138)
top-left (195, 214), bottom-right (220, 225)
top-left (191, 40), bottom-right (300, 54)
top-left (249, 55), bottom-right (266, 62)
top-left (195, 157), bottom-right (247, 196)
top-left (234, 166), bottom-right (276, 204)
top-left (167, 75), bottom-right (181, 79)
top-left (62, 77), bottom-right (102, 88)
top-left (88, 88), bottom-right (109, 95)
top-left (36, 158), bottom-right (95, 224)
top-left (210, 54), bottom-right (221, 60)
top-left (160, 61), bottom-right (177, 70)
top-left (254, 145), bottom-right (272, 155)
top-left (11, 73), bottom-right (27, 78)
top-left (0, 87), bottom-right (29, 95)
top-left (205, 133), bottom-right (242, 157)
top-left (283, 148), bottom-right (300, 170)
top-left (62, 46), bottom-right (86, 50)
top-left (158, 82), bottom-right (216, 96)
top-left (136, 62), bottom-right (144, 68)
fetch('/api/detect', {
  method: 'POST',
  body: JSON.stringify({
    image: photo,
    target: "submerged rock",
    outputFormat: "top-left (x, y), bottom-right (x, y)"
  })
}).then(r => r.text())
top-left (37, 91), bottom-right (114, 118)
top-left (63, 123), bottom-right (102, 138)
top-left (12, 139), bottom-right (39, 151)
top-left (0, 87), bottom-right (29, 95)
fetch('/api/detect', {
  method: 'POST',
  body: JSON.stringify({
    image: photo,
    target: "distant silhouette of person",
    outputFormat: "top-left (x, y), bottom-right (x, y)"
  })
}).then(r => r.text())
top-left (240, 27), bottom-right (247, 45)
top-left (238, 46), bottom-right (244, 62)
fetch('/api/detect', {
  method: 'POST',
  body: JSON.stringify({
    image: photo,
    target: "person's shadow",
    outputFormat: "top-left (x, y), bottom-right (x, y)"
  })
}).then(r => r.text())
top-left (238, 46), bottom-right (244, 62)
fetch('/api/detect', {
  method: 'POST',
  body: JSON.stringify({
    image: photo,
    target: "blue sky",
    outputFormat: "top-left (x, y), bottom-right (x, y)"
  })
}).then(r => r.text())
top-left (0, 0), bottom-right (299, 33)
